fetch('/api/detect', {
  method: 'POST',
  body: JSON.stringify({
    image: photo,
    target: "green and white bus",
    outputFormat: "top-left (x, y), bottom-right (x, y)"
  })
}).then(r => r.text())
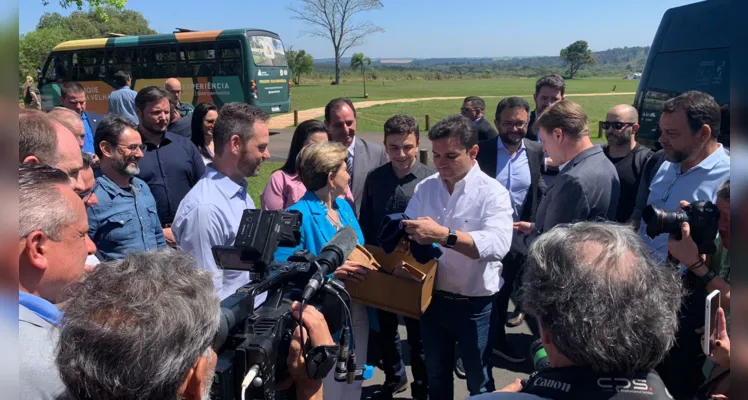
top-left (39, 28), bottom-right (291, 115)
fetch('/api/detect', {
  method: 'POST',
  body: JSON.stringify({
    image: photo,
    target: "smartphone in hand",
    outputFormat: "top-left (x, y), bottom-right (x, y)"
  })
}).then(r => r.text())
top-left (703, 290), bottom-right (720, 355)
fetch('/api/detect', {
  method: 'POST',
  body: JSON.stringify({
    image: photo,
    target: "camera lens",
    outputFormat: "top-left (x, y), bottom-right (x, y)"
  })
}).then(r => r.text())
top-left (642, 205), bottom-right (689, 238)
top-left (529, 339), bottom-right (550, 371)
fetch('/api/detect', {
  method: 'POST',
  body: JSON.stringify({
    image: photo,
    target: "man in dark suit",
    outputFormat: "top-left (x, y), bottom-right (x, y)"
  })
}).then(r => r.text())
top-left (60, 81), bottom-right (104, 155)
top-left (477, 97), bottom-right (546, 363)
top-left (324, 98), bottom-right (388, 215)
top-left (462, 96), bottom-right (498, 141)
top-left (516, 100), bottom-right (620, 243)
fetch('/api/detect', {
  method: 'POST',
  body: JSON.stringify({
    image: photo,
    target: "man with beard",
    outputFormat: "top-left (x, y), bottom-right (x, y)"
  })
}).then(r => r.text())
top-left (87, 115), bottom-right (167, 260)
top-left (527, 74), bottom-right (565, 187)
top-left (638, 91), bottom-right (730, 264)
top-left (476, 97), bottom-right (546, 360)
top-left (134, 86), bottom-right (205, 247)
top-left (602, 105), bottom-right (652, 223)
top-left (173, 103), bottom-right (271, 300)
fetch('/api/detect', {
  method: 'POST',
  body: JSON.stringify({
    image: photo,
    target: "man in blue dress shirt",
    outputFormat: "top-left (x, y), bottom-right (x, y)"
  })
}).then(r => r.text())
top-left (87, 115), bottom-right (167, 260)
top-left (173, 103), bottom-right (271, 300)
top-left (134, 86), bottom-right (205, 246)
top-left (60, 81), bottom-right (104, 155)
top-left (18, 163), bottom-right (96, 400)
top-left (107, 71), bottom-right (139, 125)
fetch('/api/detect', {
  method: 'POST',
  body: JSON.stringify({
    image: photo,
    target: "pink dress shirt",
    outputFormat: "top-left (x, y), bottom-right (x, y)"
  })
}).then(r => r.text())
top-left (260, 169), bottom-right (355, 211)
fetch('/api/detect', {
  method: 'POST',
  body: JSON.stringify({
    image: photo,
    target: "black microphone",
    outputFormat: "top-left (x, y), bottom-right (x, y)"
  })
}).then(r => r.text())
top-left (301, 226), bottom-right (358, 303)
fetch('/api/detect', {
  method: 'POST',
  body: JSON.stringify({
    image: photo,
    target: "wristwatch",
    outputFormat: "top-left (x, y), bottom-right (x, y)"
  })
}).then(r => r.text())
top-left (444, 228), bottom-right (458, 248)
top-left (699, 269), bottom-right (718, 286)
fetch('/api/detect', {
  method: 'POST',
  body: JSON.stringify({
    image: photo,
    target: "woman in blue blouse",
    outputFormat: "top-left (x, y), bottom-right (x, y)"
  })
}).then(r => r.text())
top-left (274, 142), bottom-right (370, 400)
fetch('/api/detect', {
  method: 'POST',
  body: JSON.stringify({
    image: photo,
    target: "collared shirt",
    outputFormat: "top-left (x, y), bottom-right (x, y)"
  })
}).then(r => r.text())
top-left (107, 86), bottom-right (139, 125)
top-left (496, 139), bottom-right (531, 221)
top-left (178, 101), bottom-right (195, 117)
top-left (137, 131), bottom-right (206, 225)
top-left (347, 136), bottom-right (356, 158)
top-left (173, 166), bottom-right (256, 300)
top-left (639, 144), bottom-right (730, 263)
top-left (81, 112), bottom-right (95, 154)
top-left (359, 161), bottom-right (436, 244)
top-left (18, 292), bottom-right (61, 326)
top-left (405, 162), bottom-right (514, 297)
top-left (473, 117), bottom-right (483, 127)
top-left (88, 174), bottom-right (167, 260)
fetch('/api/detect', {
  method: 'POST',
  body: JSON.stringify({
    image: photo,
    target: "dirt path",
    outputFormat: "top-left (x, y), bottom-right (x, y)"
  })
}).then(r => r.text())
top-left (268, 92), bottom-right (636, 129)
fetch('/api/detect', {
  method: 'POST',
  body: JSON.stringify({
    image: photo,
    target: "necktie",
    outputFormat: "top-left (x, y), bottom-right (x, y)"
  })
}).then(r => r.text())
top-left (346, 153), bottom-right (354, 188)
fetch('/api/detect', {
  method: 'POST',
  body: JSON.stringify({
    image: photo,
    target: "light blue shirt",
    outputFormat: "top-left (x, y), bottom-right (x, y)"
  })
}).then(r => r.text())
top-left (173, 166), bottom-right (256, 300)
top-left (496, 139), bottom-right (531, 222)
top-left (639, 144), bottom-right (730, 263)
top-left (18, 292), bottom-right (61, 326)
top-left (107, 86), bottom-right (139, 125)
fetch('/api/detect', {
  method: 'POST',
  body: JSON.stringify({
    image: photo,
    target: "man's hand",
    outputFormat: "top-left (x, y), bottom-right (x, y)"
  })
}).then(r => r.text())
top-left (497, 378), bottom-right (523, 392)
top-left (402, 217), bottom-right (448, 245)
top-left (163, 227), bottom-right (177, 247)
top-left (278, 301), bottom-right (334, 399)
top-left (667, 201), bottom-right (701, 267)
top-left (513, 221), bottom-right (532, 235)
top-left (333, 260), bottom-right (368, 284)
top-left (709, 307), bottom-right (731, 368)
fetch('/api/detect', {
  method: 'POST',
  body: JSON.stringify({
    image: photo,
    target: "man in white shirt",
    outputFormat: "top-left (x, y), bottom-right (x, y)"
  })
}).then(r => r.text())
top-left (403, 115), bottom-right (514, 400)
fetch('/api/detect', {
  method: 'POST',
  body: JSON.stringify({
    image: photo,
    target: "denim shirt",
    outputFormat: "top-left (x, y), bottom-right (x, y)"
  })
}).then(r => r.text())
top-left (87, 174), bottom-right (167, 260)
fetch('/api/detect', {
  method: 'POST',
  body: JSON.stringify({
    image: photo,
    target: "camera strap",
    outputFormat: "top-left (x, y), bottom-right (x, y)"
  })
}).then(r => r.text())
top-left (521, 367), bottom-right (673, 399)
top-left (305, 344), bottom-right (339, 380)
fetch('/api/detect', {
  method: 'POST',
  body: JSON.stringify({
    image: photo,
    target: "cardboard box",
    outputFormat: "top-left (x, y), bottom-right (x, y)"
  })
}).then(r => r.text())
top-left (344, 245), bottom-right (437, 320)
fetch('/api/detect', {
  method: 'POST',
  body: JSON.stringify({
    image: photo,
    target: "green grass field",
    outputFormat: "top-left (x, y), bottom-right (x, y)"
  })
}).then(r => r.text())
top-left (290, 77), bottom-right (638, 111)
top-left (247, 162), bottom-right (283, 206)
top-left (315, 94), bottom-right (634, 143)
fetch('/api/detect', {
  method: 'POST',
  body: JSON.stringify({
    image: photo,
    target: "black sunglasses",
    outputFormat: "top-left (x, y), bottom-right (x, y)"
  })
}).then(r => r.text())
top-left (602, 121), bottom-right (636, 130)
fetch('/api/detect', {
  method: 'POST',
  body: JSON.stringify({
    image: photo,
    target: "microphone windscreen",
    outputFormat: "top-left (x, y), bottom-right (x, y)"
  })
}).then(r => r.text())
top-left (321, 226), bottom-right (359, 260)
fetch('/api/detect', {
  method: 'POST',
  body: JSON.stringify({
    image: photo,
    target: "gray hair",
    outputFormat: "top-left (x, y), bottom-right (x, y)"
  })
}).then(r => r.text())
top-left (519, 222), bottom-right (683, 374)
top-left (213, 102), bottom-right (269, 157)
top-left (56, 249), bottom-right (221, 400)
top-left (19, 163), bottom-right (75, 241)
top-left (19, 111), bottom-right (58, 164)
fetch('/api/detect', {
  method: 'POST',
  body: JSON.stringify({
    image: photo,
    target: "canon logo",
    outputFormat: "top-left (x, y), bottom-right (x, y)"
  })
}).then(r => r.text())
top-left (534, 377), bottom-right (571, 393)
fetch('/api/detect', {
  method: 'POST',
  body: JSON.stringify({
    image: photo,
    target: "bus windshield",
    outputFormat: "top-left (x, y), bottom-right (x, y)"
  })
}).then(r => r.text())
top-left (248, 35), bottom-right (287, 67)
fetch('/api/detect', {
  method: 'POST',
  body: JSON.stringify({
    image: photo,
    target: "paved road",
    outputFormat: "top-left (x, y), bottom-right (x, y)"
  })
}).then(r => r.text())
top-left (361, 301), bottom-right (536, 400)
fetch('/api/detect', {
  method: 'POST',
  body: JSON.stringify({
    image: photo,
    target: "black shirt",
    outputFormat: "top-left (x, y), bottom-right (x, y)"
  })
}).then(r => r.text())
top-left (137, 131), bottom-right (206, 225)
top-left (359, 161), bottom-right (436, 245)
top-left (603, 143), bottom-right (652, 223)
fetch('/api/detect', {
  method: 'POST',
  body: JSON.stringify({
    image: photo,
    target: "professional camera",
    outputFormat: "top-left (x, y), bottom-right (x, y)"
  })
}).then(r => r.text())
top-left (642, 200), bottom-right (720, 255)
top-left (210, 209), bottom-right (367, 400)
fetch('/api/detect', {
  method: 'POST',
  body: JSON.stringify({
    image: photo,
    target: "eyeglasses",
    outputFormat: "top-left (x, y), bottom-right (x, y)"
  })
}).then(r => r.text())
top-left (500, 121), bottom-right (528, 129)
top-left (461, 107), bottom-right (479, 113)
top-left (117, 143), bottom-right (147, 153)
top-left (602, 122), bottom-right (636, 130)
top-left (78, 182), bottom-right (97, 203)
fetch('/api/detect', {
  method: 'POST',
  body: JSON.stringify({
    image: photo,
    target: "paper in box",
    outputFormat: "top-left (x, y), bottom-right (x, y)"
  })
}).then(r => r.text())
top-left (343, 244), bottom-right (437, 319)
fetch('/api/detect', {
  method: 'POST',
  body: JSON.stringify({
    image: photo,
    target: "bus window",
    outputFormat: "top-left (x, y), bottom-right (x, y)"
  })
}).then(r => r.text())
top-left (44, 53), bottom-right (69, 82)
top-left (110, 48), bottom-right (138, 77)
top-left (180, 42), bottom-right (216, 77)
top-left (247, 35), bottom-right (287, 67)
top-left (217, 40), bottom-right (242, 77)
top-left (72, 49), bottom-right (108, 81)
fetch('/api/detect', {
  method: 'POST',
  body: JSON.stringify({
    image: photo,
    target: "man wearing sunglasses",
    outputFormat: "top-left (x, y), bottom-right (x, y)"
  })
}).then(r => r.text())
top-left (601, 105), bottom-right (652, 223)
top-left (86, 115), bottom-right (167, 261)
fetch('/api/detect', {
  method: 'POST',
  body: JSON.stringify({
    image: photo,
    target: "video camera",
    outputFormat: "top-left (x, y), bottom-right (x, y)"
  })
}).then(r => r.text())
top-left (210, 209), bottom-right (366, 400)
top-left (642, 200), bottom-right (720, 255)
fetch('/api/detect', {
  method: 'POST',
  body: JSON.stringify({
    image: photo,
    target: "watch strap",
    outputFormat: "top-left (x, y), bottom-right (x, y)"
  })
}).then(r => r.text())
top-left (700, 269), bottom-right (718, 286)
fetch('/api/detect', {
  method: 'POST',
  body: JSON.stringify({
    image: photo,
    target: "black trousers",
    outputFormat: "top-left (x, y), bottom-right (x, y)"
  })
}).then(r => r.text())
top-left (492, 251), bottom-right (525, 345)
top-left (377, 309), bottom-right (428, 392)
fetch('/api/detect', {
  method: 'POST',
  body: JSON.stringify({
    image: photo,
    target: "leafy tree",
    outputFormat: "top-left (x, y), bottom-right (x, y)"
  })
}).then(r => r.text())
top-left (286, 48), bottom-right (314, 85)
top-left (289, 0), bottom-right (383, 85)
top-left (560, 40), bottom-right (596, 79)
top-left (350, 52), bottom-right (371, 97)
top-left (20, 7), bottom-right (156, 82)
top-left (42, 0), bottom-right (127, 21)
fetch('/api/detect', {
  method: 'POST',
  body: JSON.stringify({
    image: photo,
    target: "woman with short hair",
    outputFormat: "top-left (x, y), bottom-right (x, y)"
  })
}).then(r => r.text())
top-left (274, 141), bottom-right (371, 400)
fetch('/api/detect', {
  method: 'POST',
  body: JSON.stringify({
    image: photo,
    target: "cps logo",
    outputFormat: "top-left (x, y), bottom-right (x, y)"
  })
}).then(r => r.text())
top-left (597, 378), bottom-right (651, 392)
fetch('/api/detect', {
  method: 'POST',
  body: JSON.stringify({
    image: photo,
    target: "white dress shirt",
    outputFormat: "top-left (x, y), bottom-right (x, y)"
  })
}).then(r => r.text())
top-left (404, 162), bottom-right (514, 297)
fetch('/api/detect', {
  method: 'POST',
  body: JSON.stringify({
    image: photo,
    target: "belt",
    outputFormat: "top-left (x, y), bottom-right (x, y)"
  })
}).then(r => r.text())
top-left (434, 290), bottom-right (494, 301)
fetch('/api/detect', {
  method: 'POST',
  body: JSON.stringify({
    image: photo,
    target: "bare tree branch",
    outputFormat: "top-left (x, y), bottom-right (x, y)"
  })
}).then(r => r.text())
top-left (287, 0), bottom-right (383, 84)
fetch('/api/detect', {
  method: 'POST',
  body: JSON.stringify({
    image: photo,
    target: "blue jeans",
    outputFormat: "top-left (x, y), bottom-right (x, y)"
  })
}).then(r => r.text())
top-left (421, 292), bottom-right (496, 399)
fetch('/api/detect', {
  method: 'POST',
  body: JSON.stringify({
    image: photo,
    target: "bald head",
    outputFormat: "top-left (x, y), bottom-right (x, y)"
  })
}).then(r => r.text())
top-left (164, 78), bottom-right (182, 100)
top-left (49, 107), bottom-right (85, 149)
top-left (607, 104), bottom-right (638, 122)
top-left (604, 104), bottom-right (639, 148)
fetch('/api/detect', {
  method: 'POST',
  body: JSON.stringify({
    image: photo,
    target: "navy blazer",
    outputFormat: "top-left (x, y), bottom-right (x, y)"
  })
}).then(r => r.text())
top-left (84, 111), bottom-right (104, 132)
top-left (475, 117), bottom-right (498, 141)
top-left (530, 145), bottom-right (620, 241)
top-left (477, 137), bottom-right (546, 222)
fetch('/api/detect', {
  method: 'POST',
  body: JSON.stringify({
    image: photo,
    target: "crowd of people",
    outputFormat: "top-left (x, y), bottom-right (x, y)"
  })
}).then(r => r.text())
top-left (18, 72), bottom-right (731, 400)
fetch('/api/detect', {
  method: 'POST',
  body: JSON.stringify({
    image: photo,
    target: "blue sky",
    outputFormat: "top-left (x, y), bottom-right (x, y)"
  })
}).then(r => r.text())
top-left (20, 0), bottom-right (698, 59)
